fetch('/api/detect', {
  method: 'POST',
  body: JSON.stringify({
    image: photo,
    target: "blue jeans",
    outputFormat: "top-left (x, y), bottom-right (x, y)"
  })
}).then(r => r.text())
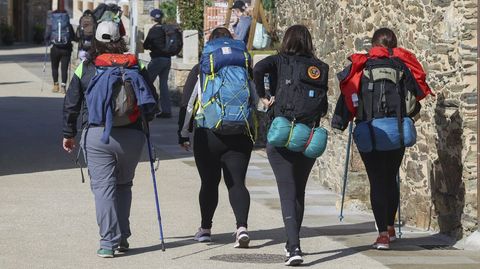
top-left (147, 57), bottom-right (172, 114)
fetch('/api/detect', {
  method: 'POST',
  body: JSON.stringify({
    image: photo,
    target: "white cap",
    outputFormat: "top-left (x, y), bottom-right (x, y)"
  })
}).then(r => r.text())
top-left (95, 21), bottom-right (121, 43)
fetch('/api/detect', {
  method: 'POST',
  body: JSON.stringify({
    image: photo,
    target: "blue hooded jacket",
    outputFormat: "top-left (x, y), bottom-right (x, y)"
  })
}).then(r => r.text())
top-left (86, 66), bottom-right (157, 143)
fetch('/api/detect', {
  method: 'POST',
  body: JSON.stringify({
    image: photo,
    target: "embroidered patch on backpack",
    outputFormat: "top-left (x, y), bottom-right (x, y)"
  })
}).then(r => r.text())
top-left (307, 66), bottom-right (321, 80)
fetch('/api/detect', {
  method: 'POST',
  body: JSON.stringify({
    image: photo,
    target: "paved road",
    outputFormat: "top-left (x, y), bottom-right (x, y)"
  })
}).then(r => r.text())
top-left (1, 45), bottom-right (479, 269)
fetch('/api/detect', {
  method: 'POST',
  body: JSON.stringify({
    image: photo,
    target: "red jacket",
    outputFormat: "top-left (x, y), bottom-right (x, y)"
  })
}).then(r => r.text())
top-left (339, 47), bottom-right (433, 115)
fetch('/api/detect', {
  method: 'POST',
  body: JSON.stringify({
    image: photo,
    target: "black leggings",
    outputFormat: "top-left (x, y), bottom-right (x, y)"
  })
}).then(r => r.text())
top-left (267, 144), bottom-right (316, 250)
top-left (50, 45), bottom-right (71, 84)
top-left (360, 148), bottom-right (405, 233)
top-left (193, 128), bottom-right (253, 229)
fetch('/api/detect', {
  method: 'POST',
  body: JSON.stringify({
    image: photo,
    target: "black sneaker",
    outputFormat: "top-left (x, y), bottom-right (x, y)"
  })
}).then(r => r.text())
top-left (285, 247), bottom-right (303, 266)
top-left (116, 238), bottom-right (130, 252)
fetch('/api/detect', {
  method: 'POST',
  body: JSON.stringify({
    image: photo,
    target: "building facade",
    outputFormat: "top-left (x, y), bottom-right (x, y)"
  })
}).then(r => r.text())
top-left (0, 0), bottom-right (52, 44)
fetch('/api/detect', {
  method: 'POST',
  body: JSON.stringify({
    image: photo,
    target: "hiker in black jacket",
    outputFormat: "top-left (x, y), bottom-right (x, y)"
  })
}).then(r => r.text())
top-left (144, 9), bottom-right (173, 118)
top-left (62, 21), bottom-right (158, 258)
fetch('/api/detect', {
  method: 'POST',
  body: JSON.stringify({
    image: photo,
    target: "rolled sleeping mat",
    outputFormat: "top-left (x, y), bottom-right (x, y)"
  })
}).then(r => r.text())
top-left (286, 122), bottom-right (311, 152)
top-left (303, 127), bottom-right (328, 159)
top-left (267, 116), bottom-right (292, 147)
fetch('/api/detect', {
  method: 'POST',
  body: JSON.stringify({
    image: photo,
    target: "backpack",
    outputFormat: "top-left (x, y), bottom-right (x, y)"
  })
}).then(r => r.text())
top-left (86, 54), bottom-right (157, 145)
top-left (195, 38), bottom-right (253, 136)
top-left (272, 55), bottom-right (329, 126)
top-left (353, 57), bottom-right (418, 151)
top-left (49, 12), bottom-right (70, 45)
top-left (93, 3), bottom-right (122, 22)
top-left (77, 10), bottom-right (97, 50)
top-left (155, 25), bottom-right (183, 56)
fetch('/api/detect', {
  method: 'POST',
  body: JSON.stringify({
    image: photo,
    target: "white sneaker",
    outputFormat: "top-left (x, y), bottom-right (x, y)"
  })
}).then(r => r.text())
top-left (233, 227), bottom-right (250, 248)
top-left (285, 247), bottom-right (303, 266)
top-left (193, 228), bottom-right (211, 242)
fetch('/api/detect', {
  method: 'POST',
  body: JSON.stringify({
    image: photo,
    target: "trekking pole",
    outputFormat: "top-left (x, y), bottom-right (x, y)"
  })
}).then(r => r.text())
top-left (339, 121), bottom-right (353, 222)
top-left (396, 172), bottom-right (403, 238)
top-left (144, 119), bottom-right (166, 251)
top-left (41, 44), bottom-right (48, 92)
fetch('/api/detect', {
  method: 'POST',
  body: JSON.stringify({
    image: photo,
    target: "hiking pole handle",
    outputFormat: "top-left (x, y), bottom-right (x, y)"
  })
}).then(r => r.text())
top-left (339, 121), bottom-right (353, 222)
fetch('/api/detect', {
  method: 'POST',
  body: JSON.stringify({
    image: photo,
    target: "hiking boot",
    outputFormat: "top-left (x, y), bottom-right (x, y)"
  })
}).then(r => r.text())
top-left (233, 227), bottom-right (250, 248)
top-left (116, 238), bottom-right (130, 252)
top-left (52, 82), bottom-right (59, 93)
top-left (373, 234), bottom-right (390, 250)
top-left (60, 83), bottom-right (67, 94)
top-left (156, 112), bottom-right (172, 119)
top-left (193, 227), bottom-right (211, 242)
top-left (285, 247), bottom-right (303, 266)
top-left (97, 248), bottom-right (114, 258)
top-left (388, 227), bottom-right (396, 242)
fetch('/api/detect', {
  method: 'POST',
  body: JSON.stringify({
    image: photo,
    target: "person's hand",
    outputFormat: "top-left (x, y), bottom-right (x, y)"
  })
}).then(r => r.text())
top-left (180, 141), bottom-right (191, 151)
top-left (63, 138), bottom-right (76, 153)
top-left (261, 96), bottom-right (275, 108)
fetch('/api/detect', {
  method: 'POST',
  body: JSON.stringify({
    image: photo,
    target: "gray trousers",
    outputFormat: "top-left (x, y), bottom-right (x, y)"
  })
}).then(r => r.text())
top-left (147, 57), bottom-right (172, 114)
top-left (82, 127), bottom-right (146, 250)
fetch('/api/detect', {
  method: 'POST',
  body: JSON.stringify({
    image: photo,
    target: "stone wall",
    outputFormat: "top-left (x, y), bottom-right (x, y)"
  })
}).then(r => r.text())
top-left (274, 0), bottom-right (477, 239)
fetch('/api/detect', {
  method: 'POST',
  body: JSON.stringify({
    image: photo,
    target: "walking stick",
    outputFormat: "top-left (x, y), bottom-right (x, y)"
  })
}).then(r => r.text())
top-left (396, 172), bottom-right (403, 238)
top-left (143, 118), bottom-right (166, 251)
top-left (339, 121), bottom-right (353, 221)
top-left (41, 44), bottom-right (48, 92)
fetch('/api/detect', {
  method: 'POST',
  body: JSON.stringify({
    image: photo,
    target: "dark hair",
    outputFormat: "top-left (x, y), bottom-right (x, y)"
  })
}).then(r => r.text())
top-left (371, 28), bottom-right (397, 48)
top-left (89, 38), bottom-right (128, 60)
top-left (209, 27), bottom-right (233, 41)
top-left (280, 25), bottom-right (315, 57)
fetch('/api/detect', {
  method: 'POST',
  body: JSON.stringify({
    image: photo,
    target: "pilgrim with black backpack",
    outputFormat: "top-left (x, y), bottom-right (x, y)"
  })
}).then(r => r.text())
top-left (44, 2), bottom-right (76, 93)
top-left (253, 25), bottom-right (329, 266)
top-left (77, 9), bottom-right (97, 61)
top-left (332, 28), bottom-right (432, 251)
top-left (143, 9), bottom-right (183, 118)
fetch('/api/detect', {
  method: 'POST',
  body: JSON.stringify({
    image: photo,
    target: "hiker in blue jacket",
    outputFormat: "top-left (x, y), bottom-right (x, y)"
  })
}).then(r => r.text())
top-left (62, 21), bottom-right (158, 258)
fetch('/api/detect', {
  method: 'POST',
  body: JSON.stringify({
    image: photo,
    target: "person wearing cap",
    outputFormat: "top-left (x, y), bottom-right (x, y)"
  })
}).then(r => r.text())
top-left (62, 20), bottom-right (158, 258)
top-left (231, 0), bottom-right (252, 44)
top-left (143, 9), bottom-right (173, 118)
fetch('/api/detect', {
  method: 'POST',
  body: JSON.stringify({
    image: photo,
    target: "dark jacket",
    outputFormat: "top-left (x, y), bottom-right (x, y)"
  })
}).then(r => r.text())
top-left (253, 53), bottom-right (328, 125)
top-left (143, 24), bottom-right (170, 58)
top-left (177, 64), bottom-right (200, 144)
top-left (63, 59), bottom-right (158, 139)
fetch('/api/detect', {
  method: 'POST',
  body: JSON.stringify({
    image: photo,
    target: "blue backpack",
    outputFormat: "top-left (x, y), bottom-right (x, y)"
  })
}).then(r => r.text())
top-left (50, 12), bottom-right (70, 45)
top-left (195, 38), bottom-right (254, 137)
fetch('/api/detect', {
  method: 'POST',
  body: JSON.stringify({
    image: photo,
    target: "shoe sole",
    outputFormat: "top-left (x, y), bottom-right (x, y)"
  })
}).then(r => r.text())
top-left (373, 243), bottom-right (390, 250)
top-left (234, 234), bottom-right (250, 248)
top-left (97, 253), bottom-right (114, 258)
top-left (285, 256), bottom-right (303, 266)
top-left (195, 236), bottom-right (211, 242)
top-left (116, 247), bottom-right (129, 252)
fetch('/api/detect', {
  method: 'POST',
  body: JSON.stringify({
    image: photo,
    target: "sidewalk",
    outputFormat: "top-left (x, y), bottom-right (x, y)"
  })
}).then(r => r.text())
top-left (0, 46), bottom-right (479, 269)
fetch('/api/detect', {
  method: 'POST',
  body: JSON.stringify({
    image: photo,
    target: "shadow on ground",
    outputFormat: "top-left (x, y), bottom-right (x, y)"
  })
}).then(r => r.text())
top-left (111, 222), bottom-right (449, 266)
top-left (0, 97), bottom-right (189, 176)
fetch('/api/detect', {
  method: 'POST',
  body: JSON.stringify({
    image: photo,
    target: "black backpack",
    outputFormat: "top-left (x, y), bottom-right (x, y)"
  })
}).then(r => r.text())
top-left (272, 55), bottom-right (329, 125)
top-left (77, 10), bottom-right (97, 50)
top-left (356, 57), bottom-right (420, 121)
top-left (156, 25), bottom-right (183, 56)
